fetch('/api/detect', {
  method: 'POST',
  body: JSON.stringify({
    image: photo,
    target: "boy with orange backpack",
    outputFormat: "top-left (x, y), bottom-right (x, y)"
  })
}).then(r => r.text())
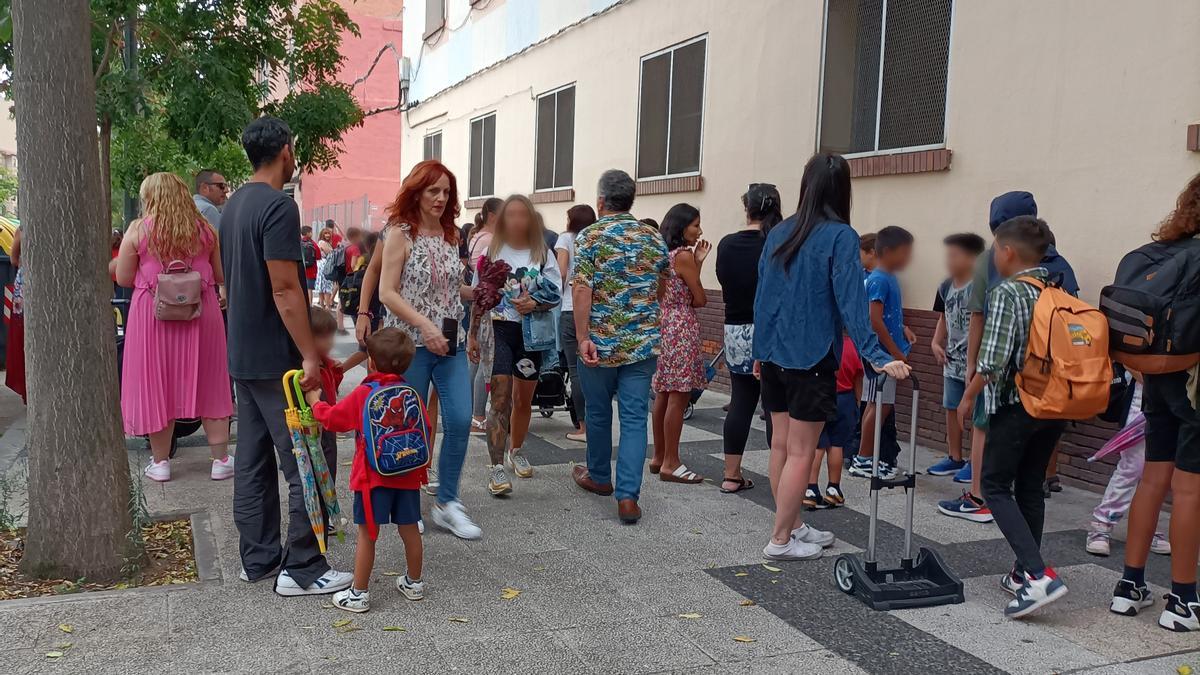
top-left (958, 215), bottom-right (1112, 619)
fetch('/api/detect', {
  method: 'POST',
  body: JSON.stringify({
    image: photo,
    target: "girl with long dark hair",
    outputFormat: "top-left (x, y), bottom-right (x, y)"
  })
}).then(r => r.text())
top-left (754, 153), bottom-right (909, 561)
top-left (556, 204), bottom-right (597, 442)
top-left (650, 203), bottom-right (710, 483)
top-left (715, 183), bottom-right (782, 493)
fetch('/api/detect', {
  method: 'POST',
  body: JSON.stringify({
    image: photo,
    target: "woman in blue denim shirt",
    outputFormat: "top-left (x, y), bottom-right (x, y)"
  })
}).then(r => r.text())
top-left (753, 153), bottom-right (910, 561)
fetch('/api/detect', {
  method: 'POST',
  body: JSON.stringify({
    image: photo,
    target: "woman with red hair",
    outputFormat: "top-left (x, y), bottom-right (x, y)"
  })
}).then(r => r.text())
top-left (377, 160), bottom-right (481, 540)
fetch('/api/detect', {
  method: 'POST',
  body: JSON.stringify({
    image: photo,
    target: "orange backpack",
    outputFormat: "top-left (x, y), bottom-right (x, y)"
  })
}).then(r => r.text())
top-left (1015, 277), bottom-right (1113, 420)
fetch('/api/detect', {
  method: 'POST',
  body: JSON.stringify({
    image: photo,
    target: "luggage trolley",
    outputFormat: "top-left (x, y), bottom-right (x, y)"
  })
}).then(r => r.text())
top-left (833, 374), bottom-right (965, 610)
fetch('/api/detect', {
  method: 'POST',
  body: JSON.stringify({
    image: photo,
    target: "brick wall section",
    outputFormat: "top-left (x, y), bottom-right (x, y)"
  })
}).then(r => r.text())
top-left (695, 291), bottom-right (1122, 493)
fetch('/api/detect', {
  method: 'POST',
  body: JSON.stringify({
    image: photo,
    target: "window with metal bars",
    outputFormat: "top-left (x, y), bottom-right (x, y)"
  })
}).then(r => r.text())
top-left (819, 0), bottom-right (952, 156)
top-left (637, 36), bottom-right (707, 180)
top-left (423, 131), bottom-right (442, 162)
top-left (535, 85), bottom-right (575, 190)
top-left (469, 113), bottom-right (496, 198)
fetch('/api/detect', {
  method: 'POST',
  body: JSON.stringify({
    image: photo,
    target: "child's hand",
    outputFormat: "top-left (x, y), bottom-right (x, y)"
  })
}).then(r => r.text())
top-left (904, 325), bottom-right (916, 345)
top-left (304, 388), bottom-right (323, 406)
top-left (931, 341), bottom-right (947, 366)
top-left (957, 397), bottom-right (975, 431)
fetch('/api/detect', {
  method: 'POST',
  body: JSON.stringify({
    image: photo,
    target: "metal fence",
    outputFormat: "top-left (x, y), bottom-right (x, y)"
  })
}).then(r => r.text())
top-left (305, 194), bottom-right (385, 233)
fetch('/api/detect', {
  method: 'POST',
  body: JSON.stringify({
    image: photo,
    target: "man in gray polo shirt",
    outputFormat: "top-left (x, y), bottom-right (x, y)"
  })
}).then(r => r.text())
top-left (193, 169), bottom-right (228, 229)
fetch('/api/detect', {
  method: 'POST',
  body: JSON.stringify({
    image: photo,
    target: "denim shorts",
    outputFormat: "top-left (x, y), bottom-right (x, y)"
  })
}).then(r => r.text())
top-left (353, 488), bottom-right (422, 526)
top-left (819, 390), bottom-right (860, 449)
top-left (943, 376), bottom-right (966, 410)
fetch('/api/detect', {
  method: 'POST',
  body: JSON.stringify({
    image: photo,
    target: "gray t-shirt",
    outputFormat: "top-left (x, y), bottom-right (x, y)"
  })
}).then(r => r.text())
top-left (219, 182), bottom-right (305, 380)
top-left (934, 278), bottom-right (973, 381)
top-left (193, 194), bottom-right (222, 230)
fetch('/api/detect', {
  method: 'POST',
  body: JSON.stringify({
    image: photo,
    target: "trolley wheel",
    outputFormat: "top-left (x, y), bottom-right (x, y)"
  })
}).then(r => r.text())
top-left (834, 556), bottom-right (856, 595)
top-left (540, 409), bottom-right (553, 419)
top-left (682, 403), bottom-right (694, 421)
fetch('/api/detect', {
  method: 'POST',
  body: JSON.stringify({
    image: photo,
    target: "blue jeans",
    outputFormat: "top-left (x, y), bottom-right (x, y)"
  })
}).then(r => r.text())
top-left (404, 347), bottom-right (471, 505)
top-left (578, 357), bottom-right (657, 502)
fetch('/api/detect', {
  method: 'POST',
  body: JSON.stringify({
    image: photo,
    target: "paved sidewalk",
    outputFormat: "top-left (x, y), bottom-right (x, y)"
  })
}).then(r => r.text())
top-left (0, 340), bottom-right (1196, 674)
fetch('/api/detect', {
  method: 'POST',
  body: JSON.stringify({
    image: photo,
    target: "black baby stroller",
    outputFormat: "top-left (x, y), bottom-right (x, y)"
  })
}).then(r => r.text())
top-left (533, 350), bottom-right (575, 420)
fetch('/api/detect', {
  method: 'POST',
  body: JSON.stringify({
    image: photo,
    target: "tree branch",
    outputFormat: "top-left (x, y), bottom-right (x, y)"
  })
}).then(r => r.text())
top-left (94, 20), bottom-right (121, 83)
top-left (362, 103), bottom-right (401, 117)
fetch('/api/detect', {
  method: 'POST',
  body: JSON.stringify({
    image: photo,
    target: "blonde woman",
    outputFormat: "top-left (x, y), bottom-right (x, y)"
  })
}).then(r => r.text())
top-left (115, 172), bottom-right (234, 482)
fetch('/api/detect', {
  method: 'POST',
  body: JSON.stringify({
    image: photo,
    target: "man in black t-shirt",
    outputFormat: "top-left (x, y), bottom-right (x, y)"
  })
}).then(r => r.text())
top-left (220, 116), bottom-right (352, 597)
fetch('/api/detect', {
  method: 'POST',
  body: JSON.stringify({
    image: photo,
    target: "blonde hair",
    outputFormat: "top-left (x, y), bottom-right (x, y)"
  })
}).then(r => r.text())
top-left (138, 172), bottom-right (212, 262)
top-left (488, 194), bottom-right (548, 266)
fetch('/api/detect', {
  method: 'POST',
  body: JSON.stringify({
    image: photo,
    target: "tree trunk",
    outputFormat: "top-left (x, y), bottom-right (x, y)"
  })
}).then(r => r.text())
top-left (99, 115), bottom-right (112, 229)
top-left (12, 0), bottom-right (134, 582)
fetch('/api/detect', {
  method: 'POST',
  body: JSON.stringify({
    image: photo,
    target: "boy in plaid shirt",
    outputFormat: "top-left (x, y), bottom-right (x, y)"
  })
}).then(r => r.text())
top-left (958, 215), bottom-right (1068, 619)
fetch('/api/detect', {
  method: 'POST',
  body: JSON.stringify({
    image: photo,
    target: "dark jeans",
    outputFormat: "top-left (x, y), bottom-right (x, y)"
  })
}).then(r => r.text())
top-left (981, 403), bottom-right (1066, 577)
top-left (724, 372), bottom-right (773, 455)
top-left (560, 311), bottom-right (586, 428)
top-left (233, 378), bottom-right (331, 586)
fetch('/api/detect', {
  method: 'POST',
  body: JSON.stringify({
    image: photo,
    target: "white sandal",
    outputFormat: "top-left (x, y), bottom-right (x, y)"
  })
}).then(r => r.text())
top-left (660, 464), bottom-right (703, 484)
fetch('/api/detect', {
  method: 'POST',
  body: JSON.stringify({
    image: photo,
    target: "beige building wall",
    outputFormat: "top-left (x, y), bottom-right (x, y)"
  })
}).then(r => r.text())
top-left (402, 0), bottom-right (1200, 305)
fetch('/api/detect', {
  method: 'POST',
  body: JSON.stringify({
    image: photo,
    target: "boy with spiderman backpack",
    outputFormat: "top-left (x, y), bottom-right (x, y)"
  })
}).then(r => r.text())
top-left (307, 328), bottom-right (431, 614)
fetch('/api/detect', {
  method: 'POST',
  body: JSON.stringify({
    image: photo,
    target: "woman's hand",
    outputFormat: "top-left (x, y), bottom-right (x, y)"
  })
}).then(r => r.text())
top-left (467, 334), bottom-right (481, 364)
top-left (420, 319), bottom-right (449, 356)
top-left (513, 293), bottom-right (536, 316)
top-left (355, 313), bottom-right (372, 346)
top-left (694, 239), bottom-right (712, 265)
top-left (218, 286), bottom-right (228, 311)
top-left (873, 360), bottom-right (911, 380)
top-left (752, 360), bottom-right (761, 380)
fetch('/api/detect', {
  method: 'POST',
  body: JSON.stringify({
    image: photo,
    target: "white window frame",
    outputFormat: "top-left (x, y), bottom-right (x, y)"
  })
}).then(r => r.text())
top-left (635, 34), bottom-right (708, 181)
top-left (815, 0), bottom-right (956, 160)
top-left (533, 83), bottom-right (576, 192)
top-left (468, 111), bottom-right (497, 199)
top-left (423, 130), bottom-right (443, 161)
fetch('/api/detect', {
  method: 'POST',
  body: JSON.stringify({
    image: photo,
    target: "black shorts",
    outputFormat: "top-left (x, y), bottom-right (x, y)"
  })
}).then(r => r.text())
top-left (1143, 370), bottom-right (1200, 474)
top-left (492, 320), bottom-right (542, 381)
top-left (759, 352), bottom-right (838, 422)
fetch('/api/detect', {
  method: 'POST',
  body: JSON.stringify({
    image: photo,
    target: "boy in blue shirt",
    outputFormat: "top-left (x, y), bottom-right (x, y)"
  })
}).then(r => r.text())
top-left (850, 226), bottom-right (914, 479)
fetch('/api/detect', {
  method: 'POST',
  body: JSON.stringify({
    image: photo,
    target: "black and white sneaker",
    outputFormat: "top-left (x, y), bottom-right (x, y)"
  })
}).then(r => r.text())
top-left (802, 488), bottom-right (826, 510)
top-left (1005, 569), bottom-right (1068, 619)
top-left (1109, 579), bottom-right (1154, 616)
top-left (1000, 569), bottom-right (1024, 597)
top-left (274, 569), bottom-right (353, 597)
top-left (1159, 593), bottom-right (1200, 632)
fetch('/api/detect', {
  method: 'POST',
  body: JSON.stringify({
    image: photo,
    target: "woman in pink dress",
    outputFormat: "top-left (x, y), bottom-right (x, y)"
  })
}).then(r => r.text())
top-left (115, 172), bottom-right (234, 482)
top-left (651, 203), bottom-right (710, 485)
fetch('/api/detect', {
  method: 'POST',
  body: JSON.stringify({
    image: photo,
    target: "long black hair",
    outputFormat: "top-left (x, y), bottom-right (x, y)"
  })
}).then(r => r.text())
top-left (743, 183), bottom-right (783, 237)
top-left (660, 203), bottom-right (701, 251)
top-left (773, 153), bottom-right (852, 267)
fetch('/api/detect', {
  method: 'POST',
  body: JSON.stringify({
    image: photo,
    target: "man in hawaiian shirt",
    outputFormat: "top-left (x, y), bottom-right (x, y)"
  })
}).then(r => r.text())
top-left (570, 169), bottom-right (668, 524)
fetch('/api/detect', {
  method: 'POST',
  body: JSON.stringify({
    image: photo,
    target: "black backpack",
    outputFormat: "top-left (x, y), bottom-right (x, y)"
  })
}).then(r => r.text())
top-left (1100, 238), bottom-right (1200, 373)
top-left (324, 244), bottom-right (347, 283)
top-left (301, 239), bottom-right (317, 268)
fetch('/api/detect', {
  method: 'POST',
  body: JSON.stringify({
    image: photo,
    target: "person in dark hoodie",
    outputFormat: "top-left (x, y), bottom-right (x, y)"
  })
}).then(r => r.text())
top-left (939, 191), bottom-right (1079, 521)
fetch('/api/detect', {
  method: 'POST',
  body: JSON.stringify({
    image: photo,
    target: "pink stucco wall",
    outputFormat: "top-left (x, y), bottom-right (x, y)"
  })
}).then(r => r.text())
top-left (300, 6), bottom-right (402, 232)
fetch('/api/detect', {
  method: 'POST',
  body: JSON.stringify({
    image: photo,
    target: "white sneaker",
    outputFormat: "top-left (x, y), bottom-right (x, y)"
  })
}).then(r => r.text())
top-left (238, 565), bottom-right (278, 583)
top-left (397, 575), bottom-right (425, 601)
top-left (274, 569), bottom-right (353, 597)
top-left (332, 588), bottom-right (370, 613)
top-left (792, 524), bottom-right (835, 548)
top-left (489, 464), bottom-right (513, 496)
top-left (506, 448), bottom-right (533, 479)
top-left (210, 456), bottom-right (235, 481)
top-left (1005, 569), bottom-right (1068, 619)
top-left (1160, 593), bottom-right (1200, 632)
top-left (763, 538), bottom-right (823, 561)
top-left (1151, 532), bottom-right (1172, 556)
top-left (418, 519), bottom-right (425, 535)
top-left (1086, 531), bottom-right (1111, 556)
top-left (424, 469), bottom-right (440, 496)
top-left (431, 501), bottom-right (482, 540)
top-left (144, 459), bottom-right (170, 482)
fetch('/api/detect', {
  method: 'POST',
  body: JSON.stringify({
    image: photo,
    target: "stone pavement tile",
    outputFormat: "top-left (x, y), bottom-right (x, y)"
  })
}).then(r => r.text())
top-left (3, 594), bottom-right (170, 647)
top-left (668, 603), bottom-right (822, 664)
top-left (621, 568), bottom-right (763, 616)
top-left (694, 648), bottom-right (867, 675)
top-left (516, 577), bottom-right (658, 628)
top-left (170, 623), bottom-right (311, 673)
top-left (1077, 650), bottom-right (1200, 675)
top-left (893, 574), bottom-right (1110, 674)
top-left (435, 629), bottom-right (588, 674)
top-left (556, 615), bottom-right (717, 674)
top-left (312, 648), bottom-right (446, 674)
top-left (4, 638), bottom-right (174, 675)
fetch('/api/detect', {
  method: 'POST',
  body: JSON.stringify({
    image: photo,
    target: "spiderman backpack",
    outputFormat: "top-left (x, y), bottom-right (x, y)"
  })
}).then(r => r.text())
top-left (361, 381), bottom-right (432, 476)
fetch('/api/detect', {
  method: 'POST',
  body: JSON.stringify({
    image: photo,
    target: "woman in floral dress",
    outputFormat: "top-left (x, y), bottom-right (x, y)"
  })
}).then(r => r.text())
top-left (651, 203), bottom-right (709, 484)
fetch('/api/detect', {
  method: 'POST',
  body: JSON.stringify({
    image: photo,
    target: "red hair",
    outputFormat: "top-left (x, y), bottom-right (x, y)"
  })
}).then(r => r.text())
top-left (385, 160), bottom-right (461, 244)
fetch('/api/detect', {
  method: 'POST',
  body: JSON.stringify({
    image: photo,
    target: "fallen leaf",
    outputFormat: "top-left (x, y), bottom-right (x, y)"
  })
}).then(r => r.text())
top-left (677, 612), bottom-right (703, 619)
top-left (761, 564), bottom-right (782, 573)
top-left (739, 600), bottom-right (756, 607)
top-left (1179, 667), bottom-right (1193, 675)
top-left (300, 625), bottom-right (315, 630)
top-left (332, 619), bottom-right (353, 628)
top-left (532, 566), bottom-right (545, 572)
top-left (449, 617), bottom-right (470, 623)
top-left (499, 587), bottom-right (521, 600)
top-left (44, 651), bottom-right (64, 659)
top-left (337, 626), bottom-right (362, 634)
top-left (734, 572), bottom-right (749, 577)
top-left (57, 624), bottom-right (73, 634)
top-left (382, 571), bottom-right (403, 577)
top-left (733, 636), bottom-right (756, 643)
top-left (690, 529), bottom-right (702, 535)
top-left (57, 642), bottom-right (73, 650)
top-left (320, 603), bottom-right (335, 609)
top-left (382, 626), bottom-right (406, 632)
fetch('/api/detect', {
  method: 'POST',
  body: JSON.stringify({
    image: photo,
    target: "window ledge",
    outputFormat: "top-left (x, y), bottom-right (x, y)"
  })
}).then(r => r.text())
top-left (1188, 123), bottom-right (1200, 152)
top-left (465, 197), bottom-right (492, 209)
top-left (531, 188), bottom-right (575, 204)
top-left (636, 175), bottom-right (703, 196)
top-left (848, 149), bottom-right (952, 178)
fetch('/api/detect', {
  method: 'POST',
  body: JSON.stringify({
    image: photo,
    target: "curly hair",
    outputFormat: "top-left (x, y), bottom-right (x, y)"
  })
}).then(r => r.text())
top-left (384, 160), bottom-right (461, 244)
top-left (1155, 173), bottom-right (1200, 242)
top-left (139, 172), bottom-right (212, 262)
